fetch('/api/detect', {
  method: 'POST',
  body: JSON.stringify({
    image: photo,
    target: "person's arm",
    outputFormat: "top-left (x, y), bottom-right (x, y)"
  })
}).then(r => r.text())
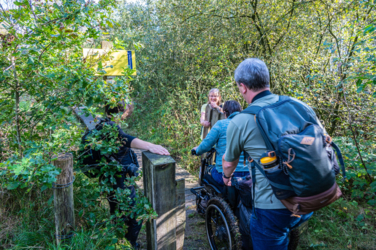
top-left (116, 124), bottom-right (136, 147)
top-left (200, 112), bottom-right (210, 127)
top-left (130, 138), bottom-right (170, 155)
top-left (222, 121), bottom-right (243, 186)
top-left (194, 123), bottom-right (220, 155)
top-left (115, 124), bottom-right (170, 155)
top-left (222, 153), bottom-right (239, 186)
top-left (210, 102), bottom-right (223, 113)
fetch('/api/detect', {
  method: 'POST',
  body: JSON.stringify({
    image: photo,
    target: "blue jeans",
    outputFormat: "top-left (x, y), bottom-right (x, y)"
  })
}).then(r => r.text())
top-left (251, 208), bottom-right (313, 249)
top-left (211, 168), bottom-right (249, 185)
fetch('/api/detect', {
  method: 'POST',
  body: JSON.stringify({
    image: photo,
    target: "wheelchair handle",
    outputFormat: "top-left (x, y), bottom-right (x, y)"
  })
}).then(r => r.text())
top-left (191, 149), bottom-right (197, 156)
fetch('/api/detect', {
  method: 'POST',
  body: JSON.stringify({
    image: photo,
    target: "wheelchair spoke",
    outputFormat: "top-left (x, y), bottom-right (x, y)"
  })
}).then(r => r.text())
top-left (206, 204), bottom-right (232, 250)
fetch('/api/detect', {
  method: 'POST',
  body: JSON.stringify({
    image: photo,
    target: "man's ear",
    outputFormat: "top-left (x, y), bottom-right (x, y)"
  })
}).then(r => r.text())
top-left (239, 83), bottom-right (247, 94)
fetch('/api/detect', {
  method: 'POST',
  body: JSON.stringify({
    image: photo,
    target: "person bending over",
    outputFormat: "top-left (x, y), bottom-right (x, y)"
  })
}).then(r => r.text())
top-left (102, 101), bottom-right (169, 249)
top-left (193, 100), bottom-right (248, 186)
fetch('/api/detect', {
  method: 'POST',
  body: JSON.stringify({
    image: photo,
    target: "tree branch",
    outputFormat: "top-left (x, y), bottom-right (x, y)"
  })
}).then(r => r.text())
top-left (273, 0), bottom-right (297, 50)
top-left (342, 85), bottom-right (372, 183)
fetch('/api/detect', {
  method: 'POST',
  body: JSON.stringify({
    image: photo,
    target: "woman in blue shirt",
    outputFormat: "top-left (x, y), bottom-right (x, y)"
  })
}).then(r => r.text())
top-left (192, 100), bottom-right (249, 185)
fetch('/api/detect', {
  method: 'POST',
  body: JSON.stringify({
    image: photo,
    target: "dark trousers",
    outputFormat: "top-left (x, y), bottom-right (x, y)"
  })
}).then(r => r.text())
top-left (251, 208), bottom-right (312, 249)
top-left (107, 171), bottom-right (142, 246)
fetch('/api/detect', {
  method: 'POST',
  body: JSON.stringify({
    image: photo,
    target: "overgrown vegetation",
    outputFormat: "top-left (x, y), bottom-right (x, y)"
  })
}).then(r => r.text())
top-left (1, 0), bottom-right (376, 249)
top-left (122, 0), bottom-right (376, 248)
top-left (0, 0), bottom-right (153, 248)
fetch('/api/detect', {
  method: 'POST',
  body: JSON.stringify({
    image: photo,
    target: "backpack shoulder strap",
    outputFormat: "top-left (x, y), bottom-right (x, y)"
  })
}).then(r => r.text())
top-left (331, 142), bottom-right (346, 179)
top-left (241, 105), bottom-right (262, 115)
top-left (278, 95), bottom-right (290, 102)
top-left (242, 95), bottom-right (289, 115)
top-left (241, 104), bottom-right (275, 151)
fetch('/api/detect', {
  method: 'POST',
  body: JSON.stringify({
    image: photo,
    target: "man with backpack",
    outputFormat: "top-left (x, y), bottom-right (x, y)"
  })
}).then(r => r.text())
top-left (80, 101), bottom-right (169, 249)
top-left (222, 58), bottom-right (344, 249)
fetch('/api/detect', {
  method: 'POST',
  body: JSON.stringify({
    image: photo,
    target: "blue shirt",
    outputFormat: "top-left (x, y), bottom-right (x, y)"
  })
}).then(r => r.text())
top-left (196, 112), bottom-right (248, 173)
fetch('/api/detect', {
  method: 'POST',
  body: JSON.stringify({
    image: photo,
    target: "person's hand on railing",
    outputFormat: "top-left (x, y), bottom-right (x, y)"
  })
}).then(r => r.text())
top-left (147, 144), bottom-right (170, 155)
top-left (131, 138), bottom-right (170, 155)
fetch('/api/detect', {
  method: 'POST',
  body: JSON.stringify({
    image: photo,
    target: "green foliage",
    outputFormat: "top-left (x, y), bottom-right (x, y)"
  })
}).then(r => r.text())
top-left (1, 0), bottom-right (376, 248)
top-left (335, 137), bottom-right (376, 206)
top-left (121, 0), bottom-right (376, 174)
top-left (0, 0), bottom-right (155, 248)
top-left (119, 1), bottom-right (376, 248)
top-left (0, 0), bottom-right (132, 186)
top-left (299, 198), bottom-right (376, 249)
top-left (1, 172), bottom-right (153, 249)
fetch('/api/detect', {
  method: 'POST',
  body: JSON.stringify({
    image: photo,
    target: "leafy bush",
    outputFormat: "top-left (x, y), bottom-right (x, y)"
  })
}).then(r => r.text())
top-left (0, 0), bottom-right (155, 248)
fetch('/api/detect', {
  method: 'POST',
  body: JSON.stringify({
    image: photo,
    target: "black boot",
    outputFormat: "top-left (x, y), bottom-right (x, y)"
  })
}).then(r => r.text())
top-left (131, 242), bottom-right (140, 250)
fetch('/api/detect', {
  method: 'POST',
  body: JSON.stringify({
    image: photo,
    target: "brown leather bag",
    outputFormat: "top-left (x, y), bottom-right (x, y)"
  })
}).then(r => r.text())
top-left (280, 183), bottom-right (342, 216)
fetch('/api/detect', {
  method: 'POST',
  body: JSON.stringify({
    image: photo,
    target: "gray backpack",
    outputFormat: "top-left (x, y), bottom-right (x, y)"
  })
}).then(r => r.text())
top-left (242, 96), bottom-right (345, 216)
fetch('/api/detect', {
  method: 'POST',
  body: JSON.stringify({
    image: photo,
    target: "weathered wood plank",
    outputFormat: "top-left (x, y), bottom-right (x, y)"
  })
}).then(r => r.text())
top-left (175, 178), bottom-right (185, 250)
top-left (210, 107), bottom-right (225, 127)
top-left (202, 104), bottom-right (212, 139)
top-left (72, 107), bottom-right (99, 131)
top-left (143, 151), bottom-right (177, 250)
top-left (53, 153), bottom-right (75, 245)
top-left (202, 104), bottom-right (225, 139)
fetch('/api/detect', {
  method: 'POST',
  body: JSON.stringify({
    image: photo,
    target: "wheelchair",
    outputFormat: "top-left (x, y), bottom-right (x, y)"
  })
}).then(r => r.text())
top-left (190, 148), bottom-right (301, 250)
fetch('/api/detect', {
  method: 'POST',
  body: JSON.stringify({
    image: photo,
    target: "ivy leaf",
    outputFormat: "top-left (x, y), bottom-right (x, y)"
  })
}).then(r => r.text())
top-left (367, 200), bottom-right (376, 206)
top-left (7, 181), bottom-right (20, 190)
top-left (356, 214), bottom-right (364, 221)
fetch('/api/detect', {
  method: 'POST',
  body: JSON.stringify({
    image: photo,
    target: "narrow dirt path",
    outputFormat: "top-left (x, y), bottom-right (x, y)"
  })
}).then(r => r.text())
top-left (133, 149), bottom-right (209, 250)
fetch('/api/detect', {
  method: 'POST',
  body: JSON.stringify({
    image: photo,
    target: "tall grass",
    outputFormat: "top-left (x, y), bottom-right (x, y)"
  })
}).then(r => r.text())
top-left (0, 173), bottom-right (136, 249)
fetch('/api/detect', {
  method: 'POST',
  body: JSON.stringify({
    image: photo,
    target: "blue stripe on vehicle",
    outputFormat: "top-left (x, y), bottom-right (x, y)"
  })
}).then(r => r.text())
top-left (127, 51), bottom-right (133, 69)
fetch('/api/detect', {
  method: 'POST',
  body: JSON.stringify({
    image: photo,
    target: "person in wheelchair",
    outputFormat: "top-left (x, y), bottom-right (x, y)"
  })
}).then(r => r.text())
top-left (193, 100), bottom-right (249, 191)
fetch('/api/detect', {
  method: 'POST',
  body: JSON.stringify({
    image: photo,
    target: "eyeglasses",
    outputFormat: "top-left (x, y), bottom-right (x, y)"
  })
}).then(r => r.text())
top-left (209, 95), bottom-right (219, 98)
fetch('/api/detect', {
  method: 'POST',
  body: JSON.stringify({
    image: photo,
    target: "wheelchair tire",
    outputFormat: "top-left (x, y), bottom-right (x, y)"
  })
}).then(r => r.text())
top-left (205, 197), bottom-right (242, 250)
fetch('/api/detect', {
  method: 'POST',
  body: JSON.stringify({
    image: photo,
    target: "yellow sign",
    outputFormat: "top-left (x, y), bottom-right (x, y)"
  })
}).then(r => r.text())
top-left (83, 49), bottom-right (136, 76)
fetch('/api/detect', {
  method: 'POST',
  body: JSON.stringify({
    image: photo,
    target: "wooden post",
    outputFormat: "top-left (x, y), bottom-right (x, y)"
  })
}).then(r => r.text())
top-left (202, 104), bottom-right (226, 139)
top-left (53, 153), bottom-right (75, 245)
top-left (202, 104), bottom-right (212, 139)
top-left (210, 107), bottom-right (226, 127)
top-left (143, 151), bottom-right (177, 250)
top-left (175, 179), bottom-right (185, 250)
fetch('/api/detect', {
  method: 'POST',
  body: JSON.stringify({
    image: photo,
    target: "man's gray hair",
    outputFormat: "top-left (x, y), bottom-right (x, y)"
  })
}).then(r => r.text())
top-left (234, 58), bottom-right (270, 91)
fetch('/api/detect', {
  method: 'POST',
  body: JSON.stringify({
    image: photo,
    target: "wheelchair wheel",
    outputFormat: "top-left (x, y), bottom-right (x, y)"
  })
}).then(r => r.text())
top-left (205, 197), bottom-right (241, 250)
